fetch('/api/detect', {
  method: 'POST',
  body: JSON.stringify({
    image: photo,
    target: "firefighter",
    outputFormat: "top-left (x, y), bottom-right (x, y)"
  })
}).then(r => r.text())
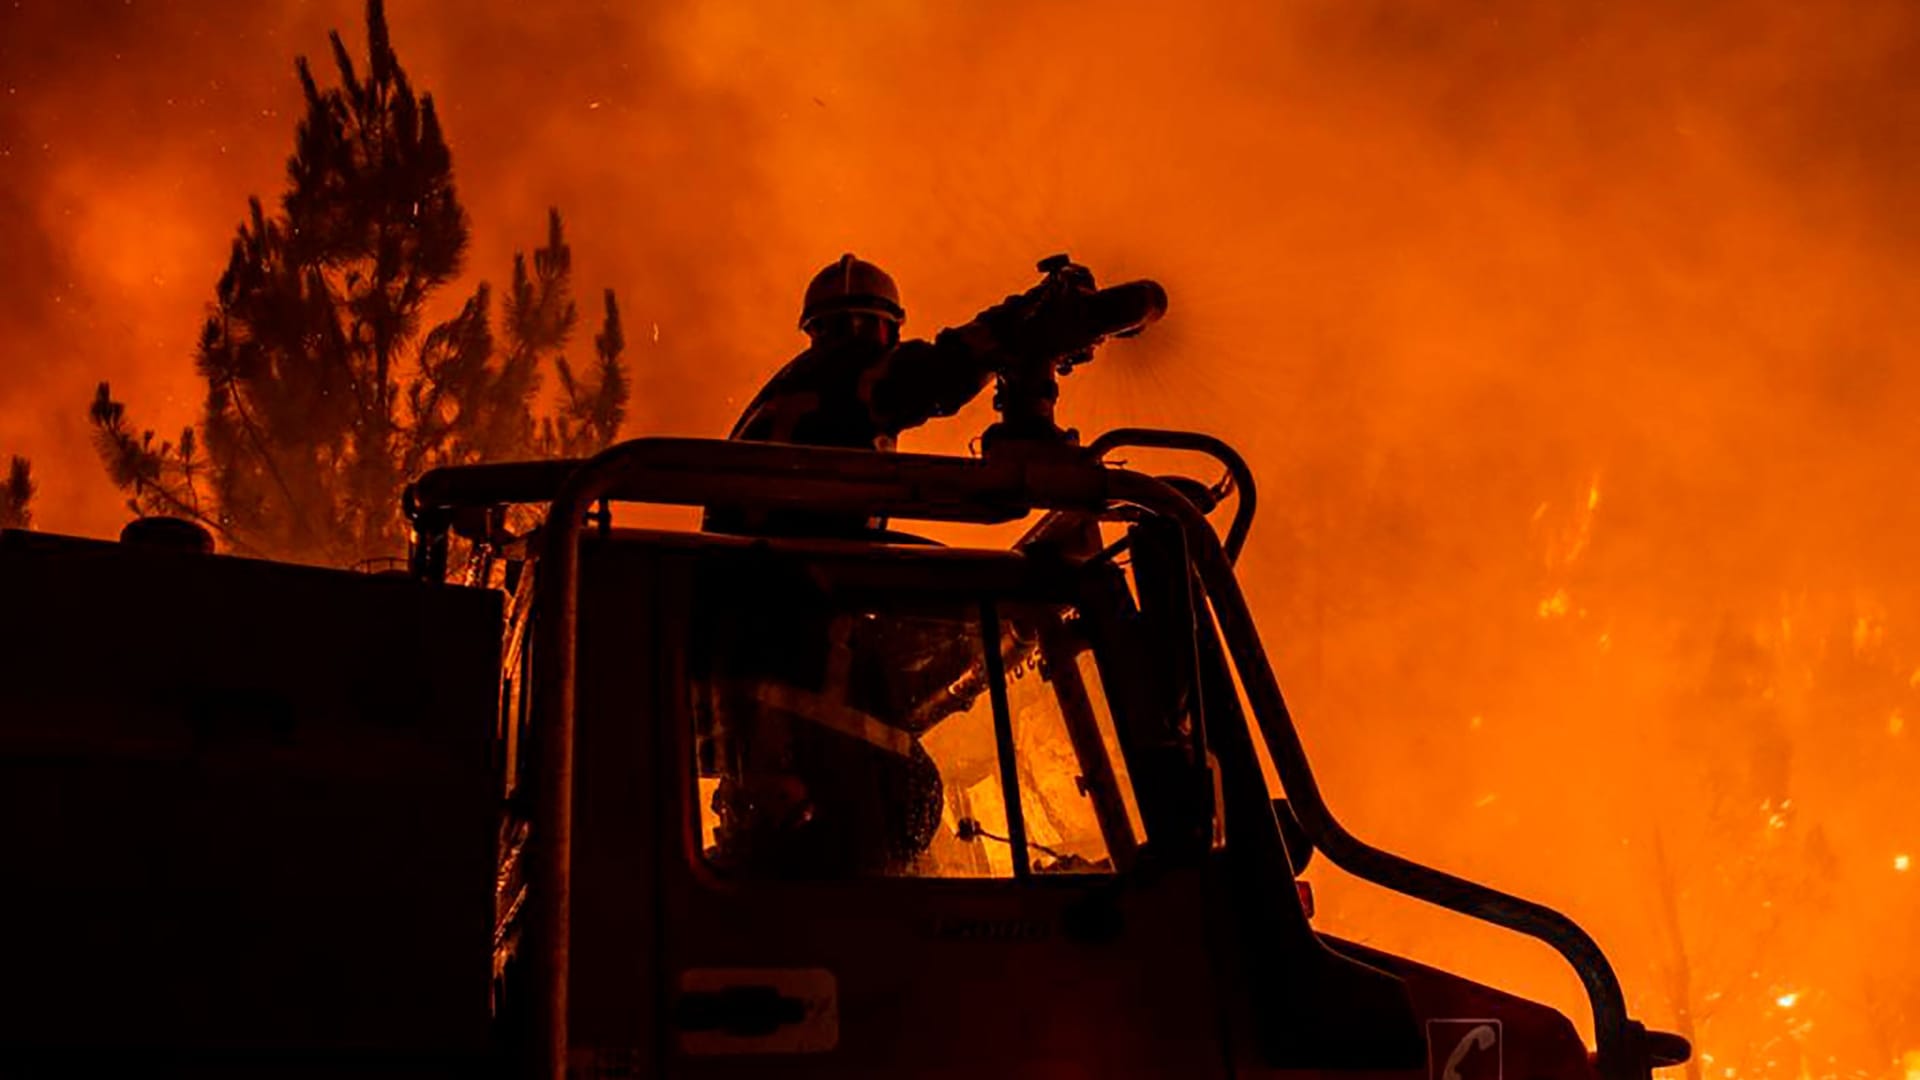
top-left (724, 253), bottom-right (1007, 454)
top-left (693, 560), bottom-right (958, 879)
top-left (702, 253), bottom-right (1079, 536)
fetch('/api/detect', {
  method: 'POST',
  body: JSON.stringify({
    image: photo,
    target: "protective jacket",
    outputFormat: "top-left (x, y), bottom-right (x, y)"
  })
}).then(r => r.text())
top-left (726, 321), bottom-right (1003, 451)
top-left (704, 320), bottom-right (1006, 536)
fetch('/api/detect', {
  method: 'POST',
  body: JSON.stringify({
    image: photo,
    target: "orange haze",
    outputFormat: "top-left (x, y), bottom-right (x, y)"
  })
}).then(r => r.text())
top-left (2, 2), bottom-right (1916, 1076)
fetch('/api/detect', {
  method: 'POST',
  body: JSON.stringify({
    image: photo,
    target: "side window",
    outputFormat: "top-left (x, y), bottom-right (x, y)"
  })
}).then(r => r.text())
top-left (1000, 605), bottom-right (1141, 874)
top-left (498, 574), bottom-right (536, 800)
top-left (1074, 650), bottom-right (1149, 845)
top-left (917, 686), bottom-right (1014, 878)
top-left (494, 572), bottom-right (536, 1016)
top-left (687, 582), bottom-right (1141, 881)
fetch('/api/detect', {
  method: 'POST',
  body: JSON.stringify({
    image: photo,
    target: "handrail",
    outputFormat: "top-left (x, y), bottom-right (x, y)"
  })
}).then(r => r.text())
top-left (1104, 470), bottom-right (1652, 1080)
top-left (405, 438), bottom-right (1110, 580)
top-left (406, 431), bottom-right (1254, 579)
top-left (1087, 428), bottom-right (1257, 564)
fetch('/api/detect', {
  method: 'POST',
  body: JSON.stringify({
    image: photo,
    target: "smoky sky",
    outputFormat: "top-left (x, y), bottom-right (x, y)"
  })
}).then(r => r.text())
top-left (6, 0), bottom-right (1920, 540)
top-left (3, 0), bottom-right (1917, 1065)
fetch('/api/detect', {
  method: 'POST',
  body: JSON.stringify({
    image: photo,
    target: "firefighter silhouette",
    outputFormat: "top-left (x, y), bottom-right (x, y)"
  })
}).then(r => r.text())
top-left (693, 557), bottom-right (981, 878)
top-left (725, 254), bottom-right (1008, 453)
top-left (703, 252), bottom-right (1091, 536)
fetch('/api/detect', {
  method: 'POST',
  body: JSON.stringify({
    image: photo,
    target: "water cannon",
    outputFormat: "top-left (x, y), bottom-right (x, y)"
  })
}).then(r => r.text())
top-left (981, 254), bottom-right (1168, 455)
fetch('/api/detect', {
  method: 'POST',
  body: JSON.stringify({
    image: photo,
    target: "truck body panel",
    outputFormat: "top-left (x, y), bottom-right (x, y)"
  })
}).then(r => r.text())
top-left (0, 530), bottom-right (502, 1075)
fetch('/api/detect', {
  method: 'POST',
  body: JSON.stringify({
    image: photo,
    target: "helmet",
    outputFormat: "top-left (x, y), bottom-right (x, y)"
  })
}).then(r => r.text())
top-left (800, 253), bottom-right (905, 332)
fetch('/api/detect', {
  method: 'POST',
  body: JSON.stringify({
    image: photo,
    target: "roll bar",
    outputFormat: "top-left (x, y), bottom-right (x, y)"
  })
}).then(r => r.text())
top-left (1086, 427), bottom-right (1257, 564)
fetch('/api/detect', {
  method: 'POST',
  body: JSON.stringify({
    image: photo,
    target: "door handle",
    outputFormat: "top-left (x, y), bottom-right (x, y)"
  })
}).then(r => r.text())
top-left (675, 985), bottom-right (807, 1038)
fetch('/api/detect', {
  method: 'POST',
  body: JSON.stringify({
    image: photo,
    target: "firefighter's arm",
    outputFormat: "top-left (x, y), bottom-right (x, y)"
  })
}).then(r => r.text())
top-left (859, 320), bottom-right (1008, 434)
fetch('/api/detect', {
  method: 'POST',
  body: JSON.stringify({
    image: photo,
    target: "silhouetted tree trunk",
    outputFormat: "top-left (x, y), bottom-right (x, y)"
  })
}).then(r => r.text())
top-left (0, 456), bottom-right (33, 529)
top-left (90, 0), bottom-right (628, 566)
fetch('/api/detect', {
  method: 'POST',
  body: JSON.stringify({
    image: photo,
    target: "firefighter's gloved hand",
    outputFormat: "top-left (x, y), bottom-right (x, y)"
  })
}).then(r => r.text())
top-left (975, 278), bottom-right (1103, 364)
top-left (972, 282), bottom-right (1046, 342)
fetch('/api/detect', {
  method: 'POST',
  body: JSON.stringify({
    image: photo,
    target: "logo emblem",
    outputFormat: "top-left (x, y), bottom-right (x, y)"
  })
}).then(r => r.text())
top-left (1429, 1019), bottom-right (1502, 1080)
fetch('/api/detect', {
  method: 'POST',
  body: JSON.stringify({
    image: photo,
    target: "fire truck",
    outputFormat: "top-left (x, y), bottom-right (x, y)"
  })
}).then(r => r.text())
top-left (0, 270), bottom-right (1688, 1079)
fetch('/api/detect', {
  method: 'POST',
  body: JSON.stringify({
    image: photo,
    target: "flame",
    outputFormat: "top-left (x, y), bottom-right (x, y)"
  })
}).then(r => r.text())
top-left (1852, 616), bottom-right (1884, 655)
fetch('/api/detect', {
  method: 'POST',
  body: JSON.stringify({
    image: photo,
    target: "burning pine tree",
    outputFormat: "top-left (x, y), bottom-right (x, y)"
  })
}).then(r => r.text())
top-left (91, 0), bottom-right (627, 566)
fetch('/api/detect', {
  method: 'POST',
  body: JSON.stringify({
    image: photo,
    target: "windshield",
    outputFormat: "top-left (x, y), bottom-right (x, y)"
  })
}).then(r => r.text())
top-left (687, 579), bottom-right (1140, 880)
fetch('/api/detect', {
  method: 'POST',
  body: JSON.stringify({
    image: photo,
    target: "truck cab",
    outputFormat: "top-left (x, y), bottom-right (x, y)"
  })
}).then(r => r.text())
top-left (409, 432), bottom-right (1689, 1080)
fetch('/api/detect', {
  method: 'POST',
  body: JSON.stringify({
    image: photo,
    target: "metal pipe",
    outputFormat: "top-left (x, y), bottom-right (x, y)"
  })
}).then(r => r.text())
top-left (1087, 428), bottom-right (1258, 563)
top-left (526, 472), bottom-right (589, 1080)
top-left (524, 443), bottom-right (694, 1078)
top-left (411, 438), bottom-right (1106, 525)
top-left (979, 600), bottom-right (1031, 879)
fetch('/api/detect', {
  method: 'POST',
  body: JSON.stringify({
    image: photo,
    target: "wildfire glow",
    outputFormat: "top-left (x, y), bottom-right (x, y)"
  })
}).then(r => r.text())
top-left (2, 2), bottom-right (1917, 1078)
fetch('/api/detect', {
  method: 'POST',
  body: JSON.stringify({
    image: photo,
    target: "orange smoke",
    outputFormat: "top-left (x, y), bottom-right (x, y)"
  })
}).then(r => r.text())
top-left (3, 1), bottom-right (1916, 1074)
